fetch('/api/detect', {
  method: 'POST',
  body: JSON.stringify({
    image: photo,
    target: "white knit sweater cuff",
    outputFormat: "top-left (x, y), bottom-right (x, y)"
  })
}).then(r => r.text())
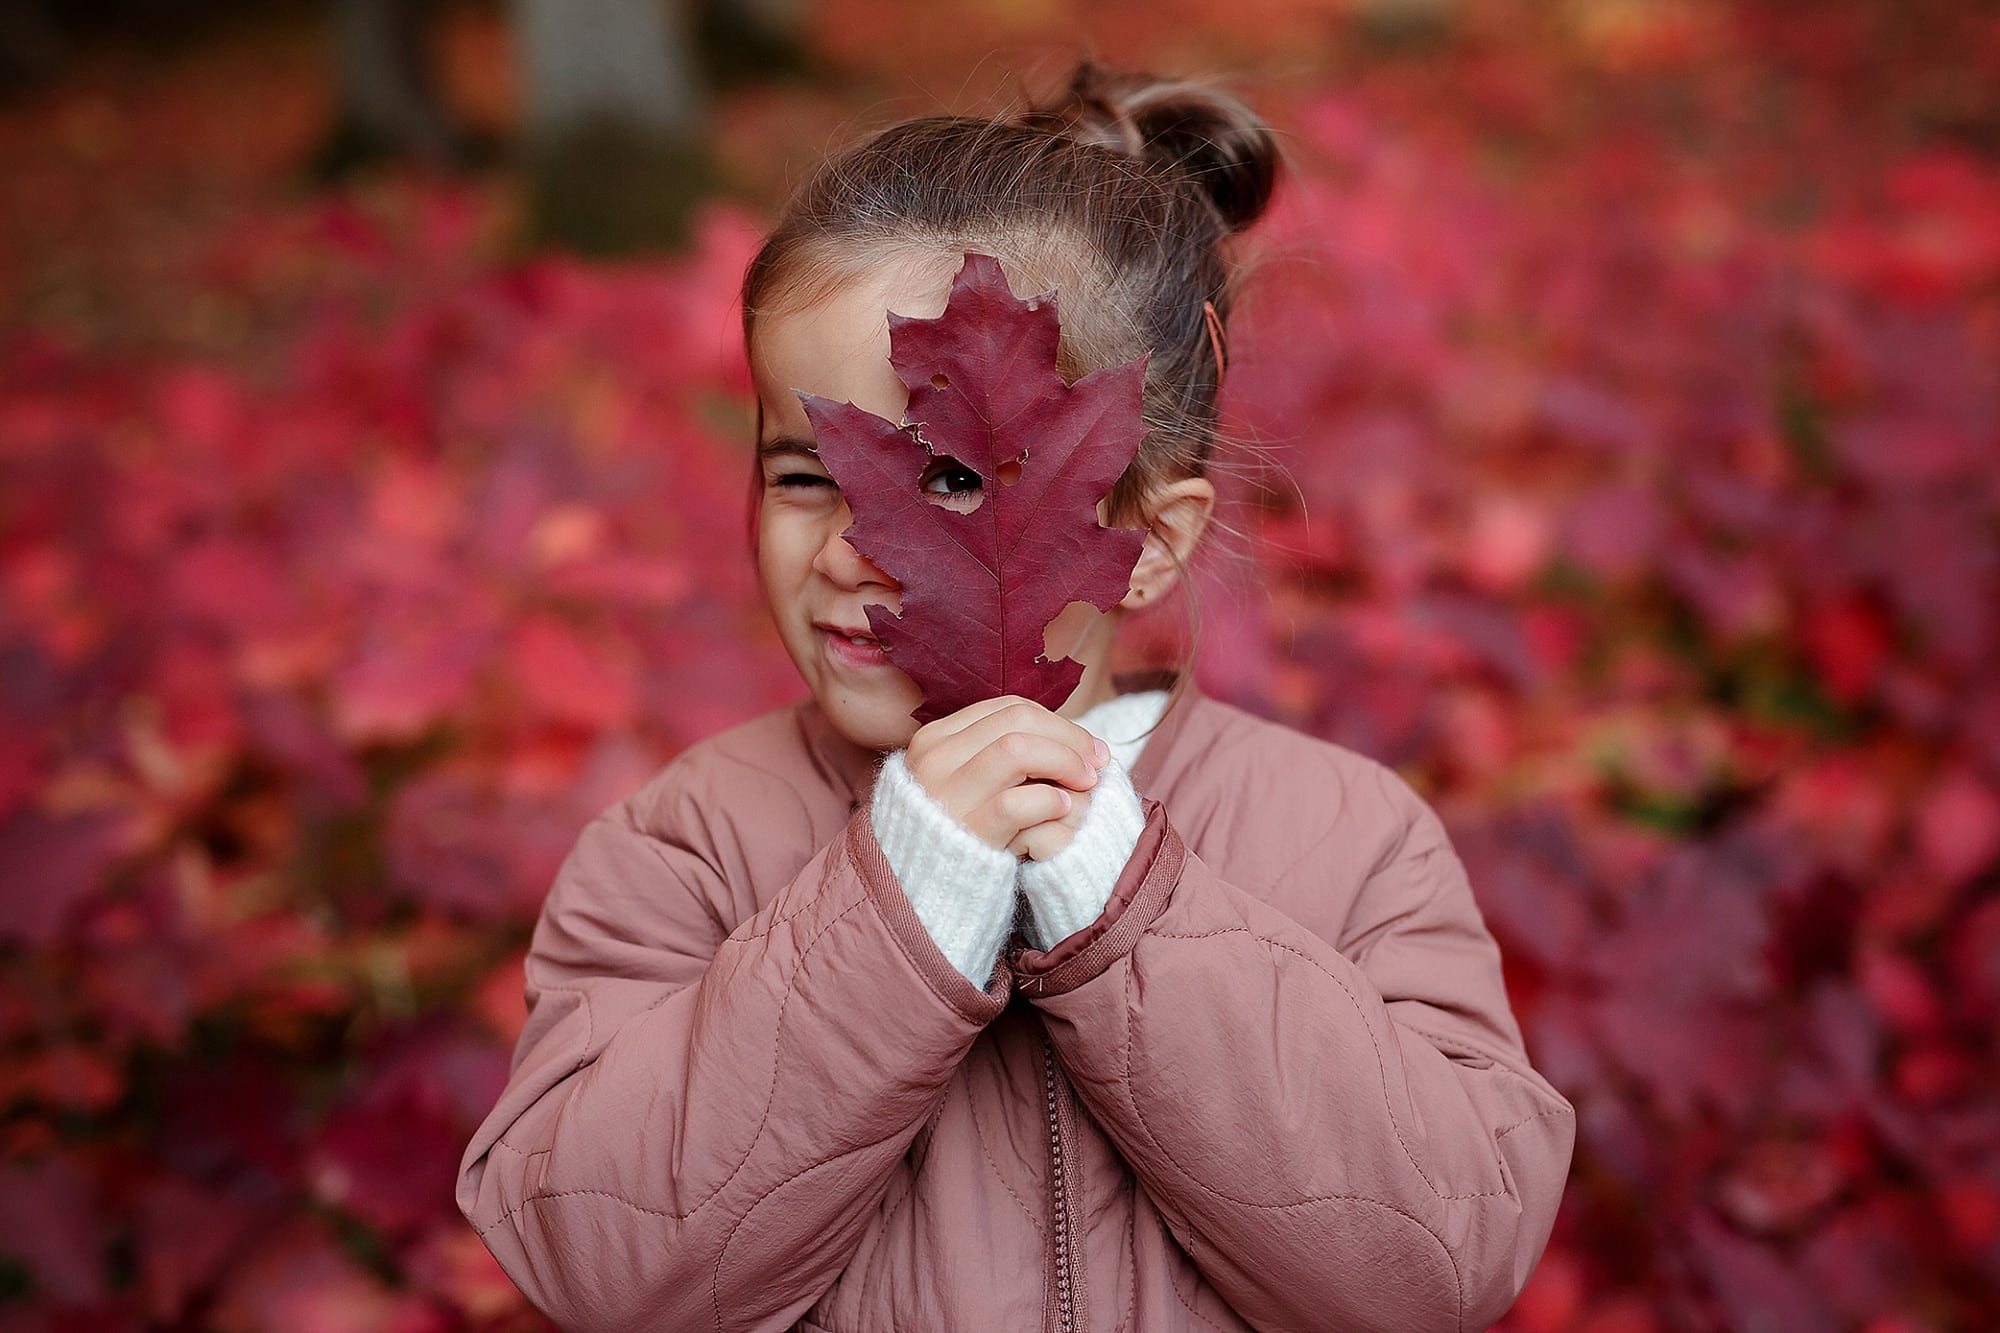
top-left (870, 750), bottom-right (1020, 985)
top-left (1018, 759), bottom-right (1146, 950)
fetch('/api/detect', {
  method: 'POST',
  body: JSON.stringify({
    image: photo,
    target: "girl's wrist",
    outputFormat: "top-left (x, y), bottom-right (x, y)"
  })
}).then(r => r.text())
top-left (1017, 758), bottom-right (1146, 948)
top-left (870, 750), bottom-right (1021, 984)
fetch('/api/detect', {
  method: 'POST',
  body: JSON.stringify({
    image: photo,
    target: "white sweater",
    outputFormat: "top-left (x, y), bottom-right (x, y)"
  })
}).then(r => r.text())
top-left (869, 691), bottom-right (1169, 984)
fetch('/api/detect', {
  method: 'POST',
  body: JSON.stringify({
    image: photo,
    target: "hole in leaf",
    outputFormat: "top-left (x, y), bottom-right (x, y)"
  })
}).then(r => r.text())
top-left (919, 456), bottom-right (984, 514)
top-left (997, 459), bottom-right (1023, 486)
top-left (931, 373), bottom-right (949, 389)
top-left (1042, 601), bottom-right (1106, 663)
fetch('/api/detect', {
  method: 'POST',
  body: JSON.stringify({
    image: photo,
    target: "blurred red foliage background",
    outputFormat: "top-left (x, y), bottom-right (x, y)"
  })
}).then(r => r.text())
top-left (1, 1), bottom-right (1996, 1329)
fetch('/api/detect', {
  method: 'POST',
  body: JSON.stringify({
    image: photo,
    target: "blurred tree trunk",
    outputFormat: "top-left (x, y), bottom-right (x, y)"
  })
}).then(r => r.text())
top-left (1352, 0), bottom-right (1457, 46)
top-left (695, 0), bottom-right (810, 89)
top-left (0, 0), bottom-right (62, 94)
top-left (513, 0), bottom-right (709, 254)
top-left (318, 0), bottom-right (462, 174)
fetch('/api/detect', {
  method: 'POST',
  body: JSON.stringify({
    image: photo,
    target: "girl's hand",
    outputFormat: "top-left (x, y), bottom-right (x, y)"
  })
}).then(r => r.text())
top-left (904, 696), bottom-right (1109, 855)
top-left (1010, 787), bottom-right (1090, 862)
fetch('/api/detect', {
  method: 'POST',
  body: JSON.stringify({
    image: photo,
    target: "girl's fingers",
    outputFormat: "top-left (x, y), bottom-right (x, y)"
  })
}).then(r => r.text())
top-left (949, 732), bottom-right (1096, 846)
top-left (1008, 825), bottom-right (1068, 862)
top-left (1008, 794), bottom-right (1090, 861)
top-left (951, 731), bottom-right (1100, 806)
top-left (966, 781), bottom-right (1072, 850)
top-left (916, 694), bottom-right (1035, 742)
top-left (913, 699), bottom-right (1102, 781)
top-left (903, 698), bottom-right (1109, 842)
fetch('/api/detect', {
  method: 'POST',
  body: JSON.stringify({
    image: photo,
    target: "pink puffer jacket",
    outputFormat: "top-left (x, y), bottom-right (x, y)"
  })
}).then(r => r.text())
top-left (457, 682), bottom-right (1574, 1332)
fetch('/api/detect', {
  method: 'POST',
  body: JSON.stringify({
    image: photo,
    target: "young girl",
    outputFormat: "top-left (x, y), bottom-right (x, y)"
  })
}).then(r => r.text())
top-left (458, 64), bottom-right (1573, 1333)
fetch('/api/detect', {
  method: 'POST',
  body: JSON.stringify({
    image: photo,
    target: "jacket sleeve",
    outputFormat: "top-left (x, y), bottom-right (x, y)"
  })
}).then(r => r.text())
top-left (456, 786), bottom-right (1009, 1333)
top-left (1011, 770), bottom-right (1574, 1333)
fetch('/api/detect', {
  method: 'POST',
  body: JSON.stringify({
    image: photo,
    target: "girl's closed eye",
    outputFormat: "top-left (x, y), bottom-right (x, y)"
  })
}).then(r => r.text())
top-left (760, 437), bottom-right (842, 501)
top-left (774, 470), bottom-right (838, 490)
top-left (765, 468), bottom-right (842, 511)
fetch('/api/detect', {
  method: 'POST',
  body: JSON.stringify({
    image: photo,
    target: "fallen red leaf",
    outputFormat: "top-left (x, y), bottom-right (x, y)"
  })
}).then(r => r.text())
top-left (131, 1172), bottom-right (267, 1321)
top-left (0, 1154), bottom-right (106, 1305)
top-left (508, 614), bottom-right (637, 731)
top-left (801, 253), bottom-right (1148, 722)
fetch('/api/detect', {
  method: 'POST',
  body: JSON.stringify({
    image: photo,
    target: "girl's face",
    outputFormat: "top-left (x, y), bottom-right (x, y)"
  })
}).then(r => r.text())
top-left (748, 259), bottom-right (955, 752)
top-left (748, 253), bottom-right (1210, 752)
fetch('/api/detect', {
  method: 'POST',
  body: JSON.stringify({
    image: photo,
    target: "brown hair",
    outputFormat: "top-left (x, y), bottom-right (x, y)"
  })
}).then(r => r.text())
top-left (740, 61), bottom-right (1280, 526)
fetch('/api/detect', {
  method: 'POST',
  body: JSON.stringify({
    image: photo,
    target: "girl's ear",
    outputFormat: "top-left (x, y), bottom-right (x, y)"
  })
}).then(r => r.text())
top-left (1121, 476), bottom-right (1216, 609)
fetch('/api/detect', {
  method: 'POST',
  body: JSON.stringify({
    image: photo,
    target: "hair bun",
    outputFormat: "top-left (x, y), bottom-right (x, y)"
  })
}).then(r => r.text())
top-left (1025, 62), bottom-right (1279, 233)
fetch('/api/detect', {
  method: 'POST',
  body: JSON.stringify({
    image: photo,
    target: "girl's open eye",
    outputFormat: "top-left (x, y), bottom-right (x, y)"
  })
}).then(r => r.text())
top-left (919, 458), bottom-right (984, 511)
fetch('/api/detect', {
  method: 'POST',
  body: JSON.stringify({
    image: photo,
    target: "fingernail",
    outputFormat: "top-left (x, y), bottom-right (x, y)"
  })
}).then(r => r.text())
top-left (1059, 789), bottom-right (1073, 812)
top-left (1092, 738), bottom-right (1110, 766)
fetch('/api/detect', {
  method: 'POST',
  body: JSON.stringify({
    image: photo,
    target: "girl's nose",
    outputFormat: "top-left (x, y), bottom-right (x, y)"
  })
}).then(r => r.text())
top-left (812, 506), bottom-right (897, 590)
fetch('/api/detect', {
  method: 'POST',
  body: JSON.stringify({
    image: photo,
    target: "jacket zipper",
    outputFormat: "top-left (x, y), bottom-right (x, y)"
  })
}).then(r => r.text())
top-left (1042, 1033), bottom-right (1084, 1333)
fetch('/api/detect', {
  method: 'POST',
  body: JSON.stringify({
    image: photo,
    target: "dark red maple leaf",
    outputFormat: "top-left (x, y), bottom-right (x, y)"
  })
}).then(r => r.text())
top-left (799, 253), bottom-right (1148, 723)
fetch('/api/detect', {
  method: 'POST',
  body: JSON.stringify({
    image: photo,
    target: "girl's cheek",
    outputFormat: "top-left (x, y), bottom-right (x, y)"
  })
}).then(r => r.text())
top-left (757, 513), bottom-right (814, 583)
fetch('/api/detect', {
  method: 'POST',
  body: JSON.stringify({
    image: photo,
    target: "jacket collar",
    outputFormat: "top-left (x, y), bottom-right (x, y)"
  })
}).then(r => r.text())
top-left (798, 669), bottom-right (1206, 810)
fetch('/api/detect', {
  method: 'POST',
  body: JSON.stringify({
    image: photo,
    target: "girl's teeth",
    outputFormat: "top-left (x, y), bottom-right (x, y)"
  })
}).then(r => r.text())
top-left (847, 636), bottom-right (873, 646)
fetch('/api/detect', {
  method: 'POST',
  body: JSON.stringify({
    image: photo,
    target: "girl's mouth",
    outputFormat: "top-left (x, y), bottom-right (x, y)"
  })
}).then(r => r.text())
top-left (820, 625), bottom-right (892, 668)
